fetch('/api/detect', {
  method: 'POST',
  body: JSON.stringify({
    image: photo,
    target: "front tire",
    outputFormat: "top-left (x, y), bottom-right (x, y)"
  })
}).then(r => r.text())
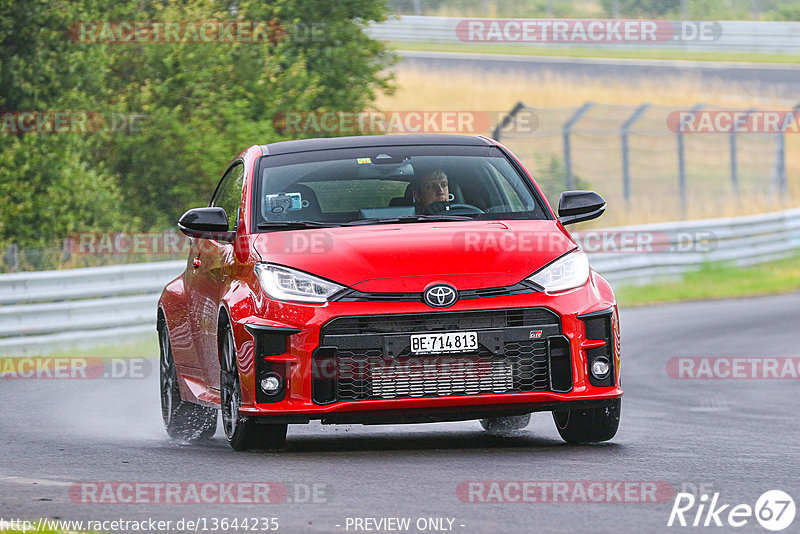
top-left (220, 320), bottom-right (287, 451)
top-left (553, 399), bottom-right (621, 444)
top-left (159, 320), bottom-right (217, 441)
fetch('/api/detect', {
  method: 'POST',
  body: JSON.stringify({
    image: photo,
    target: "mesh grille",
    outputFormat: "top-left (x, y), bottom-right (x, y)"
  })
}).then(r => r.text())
top-left (333, 341), bottom-right (549, 401)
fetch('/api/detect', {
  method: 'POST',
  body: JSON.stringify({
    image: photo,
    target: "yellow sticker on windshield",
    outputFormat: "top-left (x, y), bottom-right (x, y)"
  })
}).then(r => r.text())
top-left (357, 157), bottom-right (371, 164)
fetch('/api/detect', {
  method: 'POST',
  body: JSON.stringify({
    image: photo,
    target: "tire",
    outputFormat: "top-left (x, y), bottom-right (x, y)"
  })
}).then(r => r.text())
top-left (479, 414), bottom-right (531, 434)
top-left (552, 399), bottom-right (621, 444)
top-left (219, 320), bottom-right (288, 451)
top-left (159, 319), bottom-right (217, 441)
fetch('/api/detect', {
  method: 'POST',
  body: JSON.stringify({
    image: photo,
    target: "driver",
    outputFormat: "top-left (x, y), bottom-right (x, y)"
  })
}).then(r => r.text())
top-left (411, 171), bottom-right (449, 214)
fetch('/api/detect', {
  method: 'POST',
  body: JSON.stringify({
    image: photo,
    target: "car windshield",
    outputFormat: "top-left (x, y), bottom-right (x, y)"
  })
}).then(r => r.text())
top-left (254, 144), bottom-right (549, 228)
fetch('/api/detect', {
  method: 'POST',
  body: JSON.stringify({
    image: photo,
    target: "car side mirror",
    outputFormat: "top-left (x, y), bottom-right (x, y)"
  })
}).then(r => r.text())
top-left (178, 207), bottom-right (236, 242)
top-left (557, 191), bottom-right (606, 225)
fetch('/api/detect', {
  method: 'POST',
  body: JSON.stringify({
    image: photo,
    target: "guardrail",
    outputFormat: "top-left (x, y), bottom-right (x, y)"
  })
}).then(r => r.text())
top-left (586, 207), bottom-right (800, 285)
top-left (367, 16), bottom-right (800, 54)
top-left (1, 208), bottom-right (799, 356)
top-left (0, 261), bottom-right (184, 356)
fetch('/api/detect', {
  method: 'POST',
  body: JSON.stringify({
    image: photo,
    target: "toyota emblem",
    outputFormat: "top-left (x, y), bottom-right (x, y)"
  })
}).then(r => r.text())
top-left (423, 284), bottom-right (458, 308)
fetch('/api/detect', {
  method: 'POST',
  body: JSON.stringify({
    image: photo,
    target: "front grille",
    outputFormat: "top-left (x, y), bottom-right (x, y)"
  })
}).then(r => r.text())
top-left (332, 281), bottom-right (541, 303)
top-left (321, 308), bottom-right (559, 336)
top-left (313, 308), bottom-right (567, 403)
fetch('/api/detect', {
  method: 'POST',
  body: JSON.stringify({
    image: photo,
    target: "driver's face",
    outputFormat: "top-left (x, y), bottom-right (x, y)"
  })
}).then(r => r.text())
top-left (415, 174), bottom-right (449, 208)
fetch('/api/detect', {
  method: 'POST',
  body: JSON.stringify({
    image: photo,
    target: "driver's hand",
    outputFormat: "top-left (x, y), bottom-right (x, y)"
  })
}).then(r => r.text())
top-left (424, 201), bottom-right (451, 215)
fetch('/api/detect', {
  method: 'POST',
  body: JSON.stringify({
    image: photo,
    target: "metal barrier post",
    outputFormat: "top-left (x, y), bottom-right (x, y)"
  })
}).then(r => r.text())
top-left (563, 102), bottom-right (594, 190)
top-left (492, 101), bottom-right (526, 142)
top-left (677, 104), bottom-right (705, 220)
top-left (621, 104), bottom-right (650, 205)
top-left (730, 108), bottom-right (757, 198)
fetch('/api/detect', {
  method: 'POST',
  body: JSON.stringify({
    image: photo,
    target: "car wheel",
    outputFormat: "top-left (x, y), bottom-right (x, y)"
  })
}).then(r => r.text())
top-left (220, 321), bottom-right (288, 451)
top-left (552, 399), bottom-right (621, 444)
top-left (159, 320), bottom-right (217, 441)
top-left (479, 414), bottom-right (531, 434)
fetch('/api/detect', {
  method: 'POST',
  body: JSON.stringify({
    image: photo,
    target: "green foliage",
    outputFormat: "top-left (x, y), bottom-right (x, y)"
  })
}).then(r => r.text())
top-left (0, 0), bottom-right (395, 263)
top-left (101, 0), bottom-right (395, 228)
top-left (768, 3), bottom-right (800, 21)
top-left (0, 136), bottom-right (124, 269)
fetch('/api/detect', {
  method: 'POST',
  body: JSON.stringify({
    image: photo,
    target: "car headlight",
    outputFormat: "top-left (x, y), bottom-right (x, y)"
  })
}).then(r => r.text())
top-left (255, 263), bottom-right (345, 303)
top-left (527, 250), bottom-right (590, 293)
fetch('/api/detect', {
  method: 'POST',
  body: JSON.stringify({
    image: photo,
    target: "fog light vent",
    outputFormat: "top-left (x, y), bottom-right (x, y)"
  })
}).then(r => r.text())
top-left (591, 357), bottom-right (611, 379)
top-left (260, 374), bottom-right (282, 394)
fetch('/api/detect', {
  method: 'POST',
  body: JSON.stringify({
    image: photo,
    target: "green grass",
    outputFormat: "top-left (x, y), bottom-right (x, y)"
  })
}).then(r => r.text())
top-left (616, 252), bottom-right (800, 307)
top-left (33, 335), bottom-right (158, 361)
top-left (389, 41), bottom-right (800, 64)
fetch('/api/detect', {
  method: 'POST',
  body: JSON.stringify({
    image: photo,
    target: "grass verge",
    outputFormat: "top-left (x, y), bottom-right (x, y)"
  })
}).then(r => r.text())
top-left (389, 41), bottom-right (800, 64)
top-left (18, 334), bottom-right (158, 361)
top-left (616, 252), bottom-right (800, 307)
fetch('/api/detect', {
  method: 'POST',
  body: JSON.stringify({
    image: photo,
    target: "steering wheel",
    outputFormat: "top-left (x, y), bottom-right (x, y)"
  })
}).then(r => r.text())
top-left (425, 201), bottom-right (485, 215)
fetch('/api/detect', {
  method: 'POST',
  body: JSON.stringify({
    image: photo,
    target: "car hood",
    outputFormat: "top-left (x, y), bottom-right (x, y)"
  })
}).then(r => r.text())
top-left (252, 220), bottom-right (576, 292)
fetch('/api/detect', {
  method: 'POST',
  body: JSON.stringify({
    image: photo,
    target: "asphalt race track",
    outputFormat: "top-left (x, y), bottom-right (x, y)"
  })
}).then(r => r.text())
top-left (398, 51), bottom-right (800, 102)
top-left (1, 292), bottom-right (799, 533)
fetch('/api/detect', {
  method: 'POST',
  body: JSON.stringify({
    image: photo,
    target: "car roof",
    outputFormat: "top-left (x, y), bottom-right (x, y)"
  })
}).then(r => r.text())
top-left (259, 134), bottom-right (493, 156)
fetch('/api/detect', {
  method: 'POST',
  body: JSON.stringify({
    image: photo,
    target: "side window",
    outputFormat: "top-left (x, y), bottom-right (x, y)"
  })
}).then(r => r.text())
top-left (211, 163), bottom-right (245, 231)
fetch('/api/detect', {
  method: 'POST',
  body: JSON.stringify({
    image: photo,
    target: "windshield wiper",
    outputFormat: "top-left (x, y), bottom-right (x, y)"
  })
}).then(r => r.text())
top-left (342, 215), bottom-right (474, 226)
top-left (257, 221), bottom-right (341, 229)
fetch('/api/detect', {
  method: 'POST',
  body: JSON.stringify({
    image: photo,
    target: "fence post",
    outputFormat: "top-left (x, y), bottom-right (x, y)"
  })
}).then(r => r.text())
top-left (563, 102), bottom-right (594, 190)
top-left (730, 108), bottom-right (757, 198)
top-left (677, 103), bottom-right (704, 220)
top-left (773, 103), bottom-right (799, 203)
top-left (3, 243), bottom-right (19, 272)
top-left (492, 101), bottom-right (526, 142)
top-left (621, 103), bottom-right (650, 205)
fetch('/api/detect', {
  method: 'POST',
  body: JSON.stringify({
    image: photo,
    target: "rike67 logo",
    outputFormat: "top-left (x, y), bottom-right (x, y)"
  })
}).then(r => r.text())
top-left (668, 490), bottom-right (796, 531)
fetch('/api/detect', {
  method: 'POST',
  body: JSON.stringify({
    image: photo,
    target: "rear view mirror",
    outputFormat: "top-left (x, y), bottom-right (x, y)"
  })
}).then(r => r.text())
top-left (557, 191), bottom-right (606, 225)
top-left (178, 207), bottom-right (235, 242)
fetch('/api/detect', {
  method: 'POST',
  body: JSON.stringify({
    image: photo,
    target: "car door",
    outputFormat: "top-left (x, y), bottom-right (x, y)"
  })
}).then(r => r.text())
top-left (185, 162), bottom-right (245, 389)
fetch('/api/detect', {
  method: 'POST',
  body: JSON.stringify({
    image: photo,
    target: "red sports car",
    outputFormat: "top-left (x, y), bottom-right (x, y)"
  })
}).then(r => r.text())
top-left (158, 134), bottom-right (622, 450)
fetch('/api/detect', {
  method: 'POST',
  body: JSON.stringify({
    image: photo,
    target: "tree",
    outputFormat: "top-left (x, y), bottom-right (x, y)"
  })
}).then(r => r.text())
top-left (0, 0), bottom-right (396, 262)
top-left (101, 0), bottom-right (396, 227)
top-left (0, 0), bottom-right (123, 260)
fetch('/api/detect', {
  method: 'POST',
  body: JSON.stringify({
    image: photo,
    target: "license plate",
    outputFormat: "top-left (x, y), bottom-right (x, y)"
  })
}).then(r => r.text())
top-left (410, 331), bottom-right (478, 355)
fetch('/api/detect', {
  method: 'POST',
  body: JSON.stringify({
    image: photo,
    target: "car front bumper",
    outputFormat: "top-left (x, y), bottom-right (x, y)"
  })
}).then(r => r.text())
top-left (232, 274), bottom-right (622, 424)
